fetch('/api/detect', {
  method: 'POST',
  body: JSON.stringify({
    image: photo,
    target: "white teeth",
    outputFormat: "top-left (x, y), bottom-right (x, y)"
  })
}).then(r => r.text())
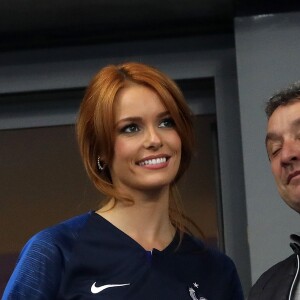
top-left (139, 157), bottom-right (167, 166)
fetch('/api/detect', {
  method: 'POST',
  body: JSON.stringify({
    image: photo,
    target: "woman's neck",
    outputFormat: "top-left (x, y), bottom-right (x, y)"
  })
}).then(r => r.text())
top-left (97, 187), bottom-right (175, 251)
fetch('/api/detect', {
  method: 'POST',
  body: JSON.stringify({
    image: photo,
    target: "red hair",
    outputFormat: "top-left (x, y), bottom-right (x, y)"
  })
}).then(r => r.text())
top-left (76, 62), bottom-right (195, 233)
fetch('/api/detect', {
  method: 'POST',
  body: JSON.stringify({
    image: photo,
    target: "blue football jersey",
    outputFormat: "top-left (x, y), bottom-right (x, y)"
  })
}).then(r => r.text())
top-left (2, 211), bottom-right (244, 299)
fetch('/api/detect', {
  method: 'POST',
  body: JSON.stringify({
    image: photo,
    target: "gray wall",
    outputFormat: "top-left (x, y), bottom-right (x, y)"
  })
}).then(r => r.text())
top-left (235, 11), bottom-right (300, 283)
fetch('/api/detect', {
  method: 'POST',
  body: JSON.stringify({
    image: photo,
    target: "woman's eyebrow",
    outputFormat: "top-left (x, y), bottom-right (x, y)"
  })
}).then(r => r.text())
top-left (116, 116), bottom-right (142, 124)
top-left (114, 117), bottom-right (142, 129)
top-left (157, 111), bottom-right (170, 118)
top-left (116, 111), bottom-right (170, 124)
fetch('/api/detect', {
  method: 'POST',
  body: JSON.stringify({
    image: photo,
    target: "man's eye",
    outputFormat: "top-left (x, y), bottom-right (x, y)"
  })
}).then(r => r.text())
top-left (121, 124), bottom-right (139, 133)
top-left (159, 118), bottom-right (175, 128)
top-left (271, 148), bottom-right (281, 157)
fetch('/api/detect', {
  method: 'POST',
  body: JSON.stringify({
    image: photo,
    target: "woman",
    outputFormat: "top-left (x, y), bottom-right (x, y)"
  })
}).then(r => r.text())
top-left (3, 62), bottom-right (244, 299)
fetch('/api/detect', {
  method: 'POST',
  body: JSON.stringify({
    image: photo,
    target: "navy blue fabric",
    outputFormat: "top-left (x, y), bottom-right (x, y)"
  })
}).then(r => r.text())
top-left (2, 212), bottom-right (244, 299)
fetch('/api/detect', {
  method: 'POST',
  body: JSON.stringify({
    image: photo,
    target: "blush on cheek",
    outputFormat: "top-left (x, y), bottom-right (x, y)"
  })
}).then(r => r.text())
top-left (114, 139), bottom-right (129, 156)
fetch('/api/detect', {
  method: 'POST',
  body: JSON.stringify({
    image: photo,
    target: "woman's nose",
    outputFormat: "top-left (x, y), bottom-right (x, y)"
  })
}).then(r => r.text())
top-left (143, 127), bottom-right (163, 149)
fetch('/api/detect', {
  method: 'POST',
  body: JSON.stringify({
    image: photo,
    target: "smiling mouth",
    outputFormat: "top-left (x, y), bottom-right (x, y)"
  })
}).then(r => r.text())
top-left (138, 157), bottom-right (168, 166)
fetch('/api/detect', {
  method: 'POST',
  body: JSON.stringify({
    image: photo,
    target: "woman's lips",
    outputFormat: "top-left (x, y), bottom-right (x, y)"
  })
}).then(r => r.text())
top-left (137, 155), bottom-right (170, 167)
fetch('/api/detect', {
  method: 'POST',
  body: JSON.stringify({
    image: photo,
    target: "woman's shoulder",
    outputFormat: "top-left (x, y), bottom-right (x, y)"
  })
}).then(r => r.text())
top-left (2, 212), bottom-right (92, 299)
top-left (26, 211), bottom-right (92, 248)
top-left (179, 234), bottom-right (244, 298)
top-left (182, 234), bottom-right (238, 269)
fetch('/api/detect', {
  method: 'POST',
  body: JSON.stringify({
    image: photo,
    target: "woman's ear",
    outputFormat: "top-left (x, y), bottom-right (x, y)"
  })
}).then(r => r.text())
top-left (97, 156), bottom-right (107, 171)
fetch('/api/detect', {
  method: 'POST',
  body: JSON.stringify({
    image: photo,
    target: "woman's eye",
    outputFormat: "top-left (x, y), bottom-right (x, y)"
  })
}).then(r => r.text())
top-left (159, 117), bottom-right (175, 128)
top-left (121, 124), bottom-right (139, 133)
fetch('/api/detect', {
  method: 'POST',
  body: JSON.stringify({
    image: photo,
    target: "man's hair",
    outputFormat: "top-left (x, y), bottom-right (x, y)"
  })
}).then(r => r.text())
top-left (265, 81), bottom-right (300, 119)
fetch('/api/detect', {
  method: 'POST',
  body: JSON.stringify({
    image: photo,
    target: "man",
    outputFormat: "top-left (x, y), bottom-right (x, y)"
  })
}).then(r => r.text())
top-left (248, 82), bottom-right (300, 299)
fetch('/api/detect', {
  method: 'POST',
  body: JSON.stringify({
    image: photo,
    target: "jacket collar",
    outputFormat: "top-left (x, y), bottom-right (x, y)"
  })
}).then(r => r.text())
top-left (290, 234), bottom-right (300, 255)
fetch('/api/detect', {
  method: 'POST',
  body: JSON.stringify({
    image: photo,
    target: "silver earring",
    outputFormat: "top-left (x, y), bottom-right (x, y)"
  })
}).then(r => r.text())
top-left (97, 156), bottom-right (105, 171)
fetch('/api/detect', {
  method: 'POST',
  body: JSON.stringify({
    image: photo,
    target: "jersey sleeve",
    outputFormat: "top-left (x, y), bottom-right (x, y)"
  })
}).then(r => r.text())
top-left (206, 246), bottom-right (245, 299)
top-left (227, 259), bottom-right (245, 300)
top-left (2, 229), bottom-right (63, 300)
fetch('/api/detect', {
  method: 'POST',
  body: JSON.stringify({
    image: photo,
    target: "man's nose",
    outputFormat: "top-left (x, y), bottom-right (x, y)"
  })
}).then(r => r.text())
top-left (281, 140), bottom-right (300, 165)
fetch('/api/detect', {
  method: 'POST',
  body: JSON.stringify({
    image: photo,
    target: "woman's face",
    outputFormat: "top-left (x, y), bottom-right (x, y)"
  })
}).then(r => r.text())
top-left (110, 84), bottom-right (182, 195)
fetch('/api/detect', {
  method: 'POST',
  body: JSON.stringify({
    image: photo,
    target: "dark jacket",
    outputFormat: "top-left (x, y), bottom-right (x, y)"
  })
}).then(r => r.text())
top-left (248, 234), bottom-right (300, 300)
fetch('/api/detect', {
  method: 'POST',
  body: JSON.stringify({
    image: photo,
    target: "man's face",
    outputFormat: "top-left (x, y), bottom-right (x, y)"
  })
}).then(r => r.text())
top-left (266, 100), bottom-right (300, 213)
